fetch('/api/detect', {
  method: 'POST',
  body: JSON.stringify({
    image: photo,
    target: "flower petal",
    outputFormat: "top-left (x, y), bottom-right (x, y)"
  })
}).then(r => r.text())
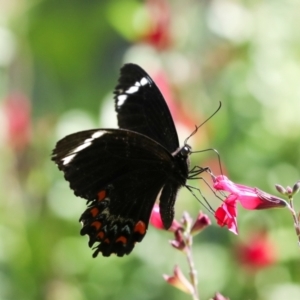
top-left (215, 201), bottom-right (238, 235)
top-left (213, 175), bottom-right (240, 194)
top-left (150, 204), bottom-right (165, 229)
top-left (150, 204), bottom-right (182, 231)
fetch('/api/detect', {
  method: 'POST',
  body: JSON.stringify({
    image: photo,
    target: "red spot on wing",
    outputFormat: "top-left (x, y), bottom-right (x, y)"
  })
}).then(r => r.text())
top-left (91, 221), bottom-right (102, 231)
top-left (97, 231), bottom-right (105, 239)
top-left (134, 221), bottom-right (146, 235)
top-left (116, 236), bottom-right (127, 245)
top-left (104, 238), bottom-right (110, 244)
top-left (90, 207), bottom-right (99, 217)
top-left (97, 190), bottom-right (106, 201)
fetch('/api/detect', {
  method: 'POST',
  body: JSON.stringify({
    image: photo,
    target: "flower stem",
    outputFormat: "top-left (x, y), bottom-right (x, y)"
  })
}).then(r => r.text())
top-left (185, 235), bottom-right (200, 300)
top-left (286, 198), bottom-right (300, 247)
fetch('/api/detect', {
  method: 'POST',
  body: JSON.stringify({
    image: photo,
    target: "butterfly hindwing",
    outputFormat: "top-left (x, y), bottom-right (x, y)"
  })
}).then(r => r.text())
top-left (114, 63), bottom-right (179, 153)
top-left (79, 171), bottom-right (166, 257)
top-left (52, 129), bottom-right (184, 256)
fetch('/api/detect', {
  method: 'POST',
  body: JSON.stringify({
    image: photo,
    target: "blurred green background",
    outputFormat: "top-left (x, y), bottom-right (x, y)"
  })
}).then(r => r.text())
top-left (0, 0), bottom-right (300, 299)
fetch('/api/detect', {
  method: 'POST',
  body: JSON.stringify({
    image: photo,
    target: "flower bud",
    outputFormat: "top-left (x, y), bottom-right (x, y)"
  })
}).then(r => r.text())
top-left (292, 181), bottom-right (300, 195)
top-left (275, 184), bottom-right (286, 195)
top-left (191, 211), bottom-right (211, 234)
top-left (170, 229), bottom-right (186, 251)
top-left (211, 292), bottom-right (229, 300)
top-left (163, 265), bottom-right (194, 294)
top-left (286, 186), bottom-right (293, 194)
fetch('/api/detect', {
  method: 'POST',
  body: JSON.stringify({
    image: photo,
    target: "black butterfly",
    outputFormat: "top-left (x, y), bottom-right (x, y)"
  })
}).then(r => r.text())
top-left (52, 63), bottom-right (204, 257)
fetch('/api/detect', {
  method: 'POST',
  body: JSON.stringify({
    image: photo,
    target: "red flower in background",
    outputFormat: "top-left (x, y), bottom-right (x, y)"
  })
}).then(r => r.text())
top-left (151, 70), bottom-right (201, 145)
top-left (3, 92), bottom-right (31, 152)
top-left (142, 0), bottom-right (172, 49)
top-left (213, 175), bottom-right (287, 234)
top-left (235, 231), bottom-right (277, 270)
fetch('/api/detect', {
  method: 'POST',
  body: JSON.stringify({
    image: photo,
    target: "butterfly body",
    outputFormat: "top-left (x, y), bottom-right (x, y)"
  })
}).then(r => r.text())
top-left (52, 64), bottom-right (194, 257)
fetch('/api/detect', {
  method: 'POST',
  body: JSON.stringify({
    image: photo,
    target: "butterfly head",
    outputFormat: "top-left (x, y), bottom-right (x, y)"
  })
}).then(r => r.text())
top-left (172, 143), bottom-right (191, 160)
top-left (180, 144), bottom-right (192, 157)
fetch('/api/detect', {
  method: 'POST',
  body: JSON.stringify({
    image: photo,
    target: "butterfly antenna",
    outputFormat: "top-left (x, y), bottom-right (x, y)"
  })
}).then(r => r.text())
top-left (184, 101), bottom-right (222, 145)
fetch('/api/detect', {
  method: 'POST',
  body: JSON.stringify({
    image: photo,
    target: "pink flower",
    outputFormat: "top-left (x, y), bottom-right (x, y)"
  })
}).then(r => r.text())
top-left (213, 175), bottom-right (287, 234)
top-left (215, 198), bottom-right (238, 234)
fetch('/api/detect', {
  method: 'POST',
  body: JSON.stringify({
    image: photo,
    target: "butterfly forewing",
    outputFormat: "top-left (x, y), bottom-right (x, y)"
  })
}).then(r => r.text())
top-left (114, 64), bottom-right (179, 153)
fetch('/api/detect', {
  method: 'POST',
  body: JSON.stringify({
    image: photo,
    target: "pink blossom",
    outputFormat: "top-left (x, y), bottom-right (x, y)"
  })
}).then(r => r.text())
top-left (213, 175), bottom-right (287, 233)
